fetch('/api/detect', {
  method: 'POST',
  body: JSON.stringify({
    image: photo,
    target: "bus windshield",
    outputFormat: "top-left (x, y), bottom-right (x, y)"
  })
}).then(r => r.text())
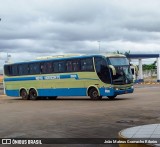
top-left (107, 57), bottom-right (133, 85)
top-left (108, 57), bottom-right (129, 66)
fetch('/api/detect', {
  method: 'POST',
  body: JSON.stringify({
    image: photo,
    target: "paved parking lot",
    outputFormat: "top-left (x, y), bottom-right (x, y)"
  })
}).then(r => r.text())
top-left (0, 86), bottom-right (160, 147)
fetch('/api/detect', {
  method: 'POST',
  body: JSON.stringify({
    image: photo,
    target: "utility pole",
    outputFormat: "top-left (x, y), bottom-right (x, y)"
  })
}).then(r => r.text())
top-left (5, 53), bottom-right (11, 63)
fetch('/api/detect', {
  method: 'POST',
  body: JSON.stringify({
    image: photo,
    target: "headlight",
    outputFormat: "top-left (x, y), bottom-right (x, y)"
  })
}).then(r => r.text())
top-left (116, 88), bottom-right (119, 90)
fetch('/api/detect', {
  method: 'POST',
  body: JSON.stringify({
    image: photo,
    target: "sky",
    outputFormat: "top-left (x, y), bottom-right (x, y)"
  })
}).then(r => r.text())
top-left (0, 0), bottom-right (160, 71)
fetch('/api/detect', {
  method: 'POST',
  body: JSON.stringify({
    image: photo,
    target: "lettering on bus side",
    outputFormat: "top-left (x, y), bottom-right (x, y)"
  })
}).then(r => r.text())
top-left (35, 76), bottom-right (43, 80)
top-left (44, 76), bottom-right (60, 80)
top-left (35, 74), bottom-right (78, 81)
top-left (70, 74), bottom-right (78, 78)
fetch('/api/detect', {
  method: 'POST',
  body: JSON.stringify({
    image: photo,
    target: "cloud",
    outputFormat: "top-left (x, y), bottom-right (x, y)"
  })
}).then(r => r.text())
top-left (0, 0), bottom-right (160, 68)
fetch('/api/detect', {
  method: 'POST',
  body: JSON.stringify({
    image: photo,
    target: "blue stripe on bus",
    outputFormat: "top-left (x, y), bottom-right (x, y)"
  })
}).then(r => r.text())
top-left (4, 74), bottom-right (79, 82)
top-left (4, 75), bottom-right (99, 82)
top-left (5, 87), bottom-right (134, 97)
top-left (38, 88), bottom-right (87, 96)
top-left (4, 77), bottom-right (35, 82)
top-left (5, 89), bottom-right (19, 97)
top-left (5, 88), bottom-right (87, 97)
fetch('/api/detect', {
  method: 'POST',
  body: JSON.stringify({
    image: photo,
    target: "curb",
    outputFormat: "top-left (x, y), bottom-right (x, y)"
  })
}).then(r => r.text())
top-left (135, 82), bottom-right (160, 85)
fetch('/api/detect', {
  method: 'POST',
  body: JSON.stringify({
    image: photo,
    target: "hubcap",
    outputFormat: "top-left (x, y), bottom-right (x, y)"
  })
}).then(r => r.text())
top-left (93, 91), bottom-right (98, 97)
top-left (22, 92), bottom-right (26, 97)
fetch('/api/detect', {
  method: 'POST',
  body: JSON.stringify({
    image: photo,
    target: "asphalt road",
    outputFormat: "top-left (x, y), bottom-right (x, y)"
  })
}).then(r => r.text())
top-left (0, 86), bottom-right (160, 147)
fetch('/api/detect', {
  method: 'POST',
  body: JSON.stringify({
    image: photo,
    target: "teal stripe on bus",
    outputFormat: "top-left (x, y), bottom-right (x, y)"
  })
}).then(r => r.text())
top-left (4, 74), bottom-right (99, 82)
top-left (5, 87), bottom-right (134, 97)
top-left (4, 74), bottom-right (79, 82)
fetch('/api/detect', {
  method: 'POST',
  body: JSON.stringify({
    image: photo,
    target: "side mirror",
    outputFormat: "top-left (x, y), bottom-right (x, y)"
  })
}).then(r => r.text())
top-left (109, 65), bottom-right (116, 75)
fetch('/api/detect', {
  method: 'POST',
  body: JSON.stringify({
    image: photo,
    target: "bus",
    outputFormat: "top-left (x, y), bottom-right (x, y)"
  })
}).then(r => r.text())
top-left (3, 54), bottom-right (134, 100)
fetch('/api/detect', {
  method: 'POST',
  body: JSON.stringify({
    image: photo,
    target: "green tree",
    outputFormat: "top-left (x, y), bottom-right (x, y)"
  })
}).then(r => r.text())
top-left (143, 61), bottom-right (157, 70)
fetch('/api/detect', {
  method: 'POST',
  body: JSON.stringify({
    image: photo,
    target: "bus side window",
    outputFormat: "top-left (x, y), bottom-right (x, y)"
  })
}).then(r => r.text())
top-left (41, 62), bottom-right (53, 74)
top-left (29, 63), bottom-right (40, 75)
top-left (18, 64), bottom-right (29, 75)
top-left (58, 61), bottom-right (66, 73)
top-left (47, 62), bottom-right (53, 73)
top-left (80, 58), bottom-right (94, 71)
top-left (53, 61), bottom-right (66, 73)
top-left (72, 60), bottom-right (80, 72)
top-left (53, 62), bottom-right (59, 73)
top-left (95, 57), bottom-right (111, 84)
top-left (4, 65), bottom-right (11, 76)
top-left (11, 65), bottom-right (18, 76)
top-left (66, 61), bottom-right (73, 72)
top-left (81, 60), bottom-right (86, 71)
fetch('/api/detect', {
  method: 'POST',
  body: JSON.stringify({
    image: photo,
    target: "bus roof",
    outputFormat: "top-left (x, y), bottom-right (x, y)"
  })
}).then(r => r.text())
top-left (36, 53), bottom-right (125, 60)
top-left (4, 53), bottom-right (126, 65)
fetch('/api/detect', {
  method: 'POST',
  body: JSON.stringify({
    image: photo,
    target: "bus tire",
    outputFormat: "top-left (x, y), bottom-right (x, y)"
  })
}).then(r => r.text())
top-left (20, 89), bottom-right (29, 100)
top-left (89, 88), bottom-right (102, 100)
top-left (29, 89), bottom-right (38, 100)
top-left (107, 95), bottom-right (117, 100)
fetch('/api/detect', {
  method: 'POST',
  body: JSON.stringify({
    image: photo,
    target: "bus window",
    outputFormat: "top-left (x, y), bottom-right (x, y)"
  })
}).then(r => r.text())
top-left (72, 60), bottom-right (80, 72)
top-left (41, 62), bottom-right (53, 74)
top-left (4, 65), bottom-right (11, 76)
top-left (95, 57), bottom-right (111, 84)
top-left (11, 65), bottom-right (18, 76)
top-left (18, 64), bottom-right (29, 75)
top-left (53, 61), bottom-right (66, 73)
top-left (80, 58), bottom-right (94, 71)
top-left (29, 63), bottom-right (40, 75)
top-left (66, 61), bottom-right (73, 72)
top-left (53, 62), bottom-right (59, 73)
top-left (131, 68), bottom-right (134, 75)
top-left (58, 61), bottom-right (66, 73)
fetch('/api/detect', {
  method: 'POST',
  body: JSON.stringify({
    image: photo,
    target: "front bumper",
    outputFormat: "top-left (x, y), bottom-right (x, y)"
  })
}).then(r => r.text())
top-left (100, 86), bottom-right (134, 96)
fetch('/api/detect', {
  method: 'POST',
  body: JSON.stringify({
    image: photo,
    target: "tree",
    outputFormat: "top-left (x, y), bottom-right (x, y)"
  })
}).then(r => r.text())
top-left (113, 50), bottom-right (130, 55)
top-left (143, 61), bottom-right (157, 70)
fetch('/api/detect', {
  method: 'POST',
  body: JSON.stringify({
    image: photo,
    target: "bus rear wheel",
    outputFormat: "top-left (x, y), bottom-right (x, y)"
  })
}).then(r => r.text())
top-left (20, 89), bottom-right (29, 100)
top-left (29, 89), bottom-right (38, 100)
top-left (89, 88), bottom-right (102, 100)
top-left (107, 95), bottom-right (117, 100)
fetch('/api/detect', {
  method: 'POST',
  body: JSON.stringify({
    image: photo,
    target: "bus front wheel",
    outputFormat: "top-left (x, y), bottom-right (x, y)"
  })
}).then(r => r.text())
top-left (89, 88), bottom-right (102, 100)
top-left (20, 89), bottom-right (29, 100)
top-left (29, 89), bottom-right (38, 100)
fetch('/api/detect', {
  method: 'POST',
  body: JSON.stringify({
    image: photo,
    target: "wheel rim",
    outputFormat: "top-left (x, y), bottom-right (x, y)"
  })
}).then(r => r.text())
top-left (21, 90), bottom-right (28, 99)
top-left (32, 92), bottom-right (36, 97)
top-left (93, 91), bottom-right (98, 98)
top-left (31, 92), bottom-right (36, 98)
top-left (22, 92), bottom-right (27, 97)
top-left (30, 90), bottom-right (37, 99)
